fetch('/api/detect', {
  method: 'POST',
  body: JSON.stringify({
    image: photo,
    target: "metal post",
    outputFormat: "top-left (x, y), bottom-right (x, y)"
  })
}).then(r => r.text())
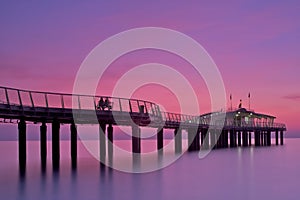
top-left (45, 94), bottom-right (48, 108)
top-left (61, 95), bottom-right (65, 109)
top-left (5, 88), bottom-right (10, 105)
top-left (18, 90), bottom-right (23, 107)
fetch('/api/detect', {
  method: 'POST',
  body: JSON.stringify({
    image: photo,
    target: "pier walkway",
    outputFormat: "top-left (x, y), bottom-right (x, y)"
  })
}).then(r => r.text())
top-left (0, 86), bottom-right (286, 169)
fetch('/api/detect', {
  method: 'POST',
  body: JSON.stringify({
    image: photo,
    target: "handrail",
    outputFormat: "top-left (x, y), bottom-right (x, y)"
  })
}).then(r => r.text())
top-left (0, 86), bottom-right (161, 117)
top-left (0, 86), bottom-right (156, 104)
top-left (0, 86), bottom-right (287, 129)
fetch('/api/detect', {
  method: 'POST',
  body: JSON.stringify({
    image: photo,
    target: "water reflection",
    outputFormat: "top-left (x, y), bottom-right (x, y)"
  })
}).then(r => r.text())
top-left (18, 167), bottom-right (26, 199)
top-left (7, 139), bottom-right (300, 200)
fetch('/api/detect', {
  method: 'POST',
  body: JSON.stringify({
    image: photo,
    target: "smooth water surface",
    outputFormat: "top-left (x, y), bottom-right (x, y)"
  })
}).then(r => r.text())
top-left (0, 139), bottom-right (299, 200)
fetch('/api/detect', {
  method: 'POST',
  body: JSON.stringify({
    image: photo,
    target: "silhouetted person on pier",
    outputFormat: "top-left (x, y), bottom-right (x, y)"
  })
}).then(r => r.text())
top-left (238, 99), bottom-right (242, 108)
top-left (98, 97), bottom-right (104, 110)
top-left (104, 97), bottom-right (111, 110)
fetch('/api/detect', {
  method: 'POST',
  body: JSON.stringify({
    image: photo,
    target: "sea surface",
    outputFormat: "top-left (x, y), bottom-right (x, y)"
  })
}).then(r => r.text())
top-left (0, 139), bottom-right (300, 200)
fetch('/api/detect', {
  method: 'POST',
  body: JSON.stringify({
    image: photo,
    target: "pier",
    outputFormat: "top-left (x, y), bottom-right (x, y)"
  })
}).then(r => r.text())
top-left (0, 86), bottom-right (286, 169)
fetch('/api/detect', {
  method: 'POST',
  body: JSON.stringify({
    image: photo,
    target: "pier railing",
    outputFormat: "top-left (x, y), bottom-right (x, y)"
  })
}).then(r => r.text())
top-left (0, 86), bottom-right (286, 130)
top-left (161, 112), bottom-right (200, 124)
top-left (0, 86), bottom-right (161, 117)
top-left (216, 120), bottom-right (286, 129)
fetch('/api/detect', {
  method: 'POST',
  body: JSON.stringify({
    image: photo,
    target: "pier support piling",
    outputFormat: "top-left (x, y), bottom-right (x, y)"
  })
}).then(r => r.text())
top-left (107, 124), bottom-right (113, 159)
top-left (254, 131), bottom-right (260, 146)
top-left (261, 131), bottom-right (264, 146)
top-left (230, 130), bottom-right (236, 148)
top-left (275, 130), bottom-right (279, 145)
top-left (157, 128), bottom-right (163, 151)
top-left (242, 131), bottom-right (248, 147)
top-left (248, 132), bottom-right (252, 146)
top-left (40, 122), bottom-right (47, 166)
top-left (99, 123), bottom-right (106, 163)
top-left (132, 125), bottom-right (141, 153)
top-left (18, 119), bottom-right (26, 169)
top-left (223, 130), bottom-right (228, 148)
top-left (195, 129), bottom-right (200, 150)
top-left (280, 130), bottom-right (284, 145)
top-left (188, 128), bottom-right (198, 151)
top-left (175, 128), bottom-right (182, 154)
top-left (201, 128), bottom-right (209, 150)
top-left (237, 131), bottom-right (241, 146)
top-left (70, 123), bottom-right (77, 167)
top-left (263, 132), bottom-right (267, 146)
top-left (52, 119), bottom-right (60, 169)
top-left (210, 130), bottom-right (217, 149)
top-left (267, 131), bottom-right (271, 146)
top-left (216, 131), bottom-right (222, 149)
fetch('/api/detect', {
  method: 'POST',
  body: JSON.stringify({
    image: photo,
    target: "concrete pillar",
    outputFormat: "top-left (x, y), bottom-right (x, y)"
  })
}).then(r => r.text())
top-left (40, 122), bottom-right (47, 165)
top-left (200, 128), bottom-right (206, 145)
top-left (132, 125), bottom-right (141, 153)
top-left (248, 132), bottom-right (252, 146)
top-left (216, 130), bottom-right (222, 149)
top-left (242, 131), bottom-right (248, 147)
top-left (175, 128), bottom-right (182, 154)
top-left (275, 130), bottom-right (279, 145)
top-left (52, 119), bottom-right (60, 168)
top-left (70, 123), bottom-right (77, 167)
top-left (263, 132), bottom-right (267, 146)
top-left (230, 130), bottom-right (236, 148)
top-left (254, 131), bottom-right (260, 146)
top-left (188, 127), bottom-right (199, 151)
top-left (195, 129), bottom-right (200, 150)
top-left (260, 131), bottom-right (264, 146)
top-left (210, 130), bottom-right (216, 149)
top-left (107, 124), bottom-right (113, 158)
top-left (201, 128), bottom-right (209, 149)
top-left (237, 131), bottom-right (241, 146)
top-left (223, 130), bottom-right (228, 148)
top-left (18, 119), bottom-right (26, 169)
top-left (157, 128), bottom-right (163, 151)
top-left (280, 130), bottom-right (284, 145)
top-left (99, 123), bottom-right (106, 162)
top-left (267, 131), bottom-right (271, 146)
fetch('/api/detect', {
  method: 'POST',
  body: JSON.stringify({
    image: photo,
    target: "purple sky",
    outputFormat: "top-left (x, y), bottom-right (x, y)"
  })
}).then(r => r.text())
top-left (0, 0), bottom-right (300, 137)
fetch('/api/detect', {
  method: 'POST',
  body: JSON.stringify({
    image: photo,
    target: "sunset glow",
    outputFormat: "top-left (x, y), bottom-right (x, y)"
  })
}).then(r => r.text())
top-left (0, 1), bottom-right (299, 135)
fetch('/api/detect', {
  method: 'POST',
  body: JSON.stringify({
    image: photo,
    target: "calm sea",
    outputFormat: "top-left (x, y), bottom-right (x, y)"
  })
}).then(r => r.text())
top-left (0, 138), bottom-right (299, 200)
